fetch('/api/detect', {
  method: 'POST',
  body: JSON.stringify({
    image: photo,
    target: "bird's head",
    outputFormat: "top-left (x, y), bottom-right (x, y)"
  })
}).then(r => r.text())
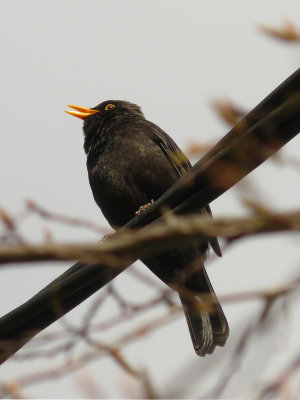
top-left (66, 100), bottom-right (144, 152)
top-left (66, 100), bottom-right (144, 122)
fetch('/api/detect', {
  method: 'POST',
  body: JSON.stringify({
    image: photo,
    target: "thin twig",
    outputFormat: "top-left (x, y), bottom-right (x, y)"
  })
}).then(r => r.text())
top-left (25, 199), bottom-right (108, 234)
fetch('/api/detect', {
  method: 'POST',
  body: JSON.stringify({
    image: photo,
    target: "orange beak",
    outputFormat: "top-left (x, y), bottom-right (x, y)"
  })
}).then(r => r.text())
top-left (65, 105), bottom-right (100, 120)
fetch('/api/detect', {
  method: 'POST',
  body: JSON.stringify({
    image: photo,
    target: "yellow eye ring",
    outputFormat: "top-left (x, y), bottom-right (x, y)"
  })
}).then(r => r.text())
top-left (105, 104), bottom-right (116, 111)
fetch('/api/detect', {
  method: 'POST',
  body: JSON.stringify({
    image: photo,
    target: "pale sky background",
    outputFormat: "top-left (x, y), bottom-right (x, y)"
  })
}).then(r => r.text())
top-left (0, 0), bottom-right (300, 398)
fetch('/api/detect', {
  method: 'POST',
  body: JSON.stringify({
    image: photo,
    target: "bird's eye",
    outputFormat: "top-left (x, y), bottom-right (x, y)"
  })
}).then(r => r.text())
top-left (105, 104), bottom-right (116, 111)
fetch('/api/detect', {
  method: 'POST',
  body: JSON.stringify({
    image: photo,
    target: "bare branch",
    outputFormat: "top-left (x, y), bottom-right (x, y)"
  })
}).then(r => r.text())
top-left (0, 210), bottom-right (300, 265)
top-left (2, 310), bottom-right (181, 389)
top-left (258, 20), bottom-right (300, 42)
top-left (257, 353), bottom-right (300, 399)
top-left (207, 299), bottom-right (275, 398)
top-left (25, 200), bottom-right (107, 234)
top-left (212, 97), bottom-right (246, 126)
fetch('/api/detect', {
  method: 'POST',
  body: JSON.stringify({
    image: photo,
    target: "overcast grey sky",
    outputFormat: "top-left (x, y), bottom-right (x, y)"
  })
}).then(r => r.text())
top-left (0, 0), bottom-right (300, 398)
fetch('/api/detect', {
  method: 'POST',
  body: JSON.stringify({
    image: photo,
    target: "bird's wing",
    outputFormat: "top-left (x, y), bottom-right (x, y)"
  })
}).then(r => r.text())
top-left (148, 122), bottom-right (221, 256)
top-left (149, 123), bottom-right (192, 175)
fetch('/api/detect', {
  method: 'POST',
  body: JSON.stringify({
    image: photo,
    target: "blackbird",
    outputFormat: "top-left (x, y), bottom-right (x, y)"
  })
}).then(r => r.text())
top-left (66, 100), bottom-right (229, 356)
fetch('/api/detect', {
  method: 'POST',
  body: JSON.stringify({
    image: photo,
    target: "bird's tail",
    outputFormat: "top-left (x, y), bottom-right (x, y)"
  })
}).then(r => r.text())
top-left (178, 266), bottom-right (229, 356)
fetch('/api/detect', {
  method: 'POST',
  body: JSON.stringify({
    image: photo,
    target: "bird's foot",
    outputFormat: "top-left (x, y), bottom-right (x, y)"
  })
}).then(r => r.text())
top-left (135, 199), bottom-right (155, 215)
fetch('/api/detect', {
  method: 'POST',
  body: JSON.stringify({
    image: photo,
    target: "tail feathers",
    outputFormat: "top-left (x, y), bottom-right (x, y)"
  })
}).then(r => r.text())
top-left (182, 298), bottom-right (215, 356)
top-left (179, 268), bottom-right (229, 357)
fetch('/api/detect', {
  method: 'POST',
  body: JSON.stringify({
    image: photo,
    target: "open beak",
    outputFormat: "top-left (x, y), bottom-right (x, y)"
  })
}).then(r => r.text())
top-left (65, 105), bottom-right (100, 120)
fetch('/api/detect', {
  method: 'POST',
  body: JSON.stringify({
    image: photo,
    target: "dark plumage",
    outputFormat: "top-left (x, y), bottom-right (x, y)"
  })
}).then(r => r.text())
top-left (67, 100), bottom-right (229, 356)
